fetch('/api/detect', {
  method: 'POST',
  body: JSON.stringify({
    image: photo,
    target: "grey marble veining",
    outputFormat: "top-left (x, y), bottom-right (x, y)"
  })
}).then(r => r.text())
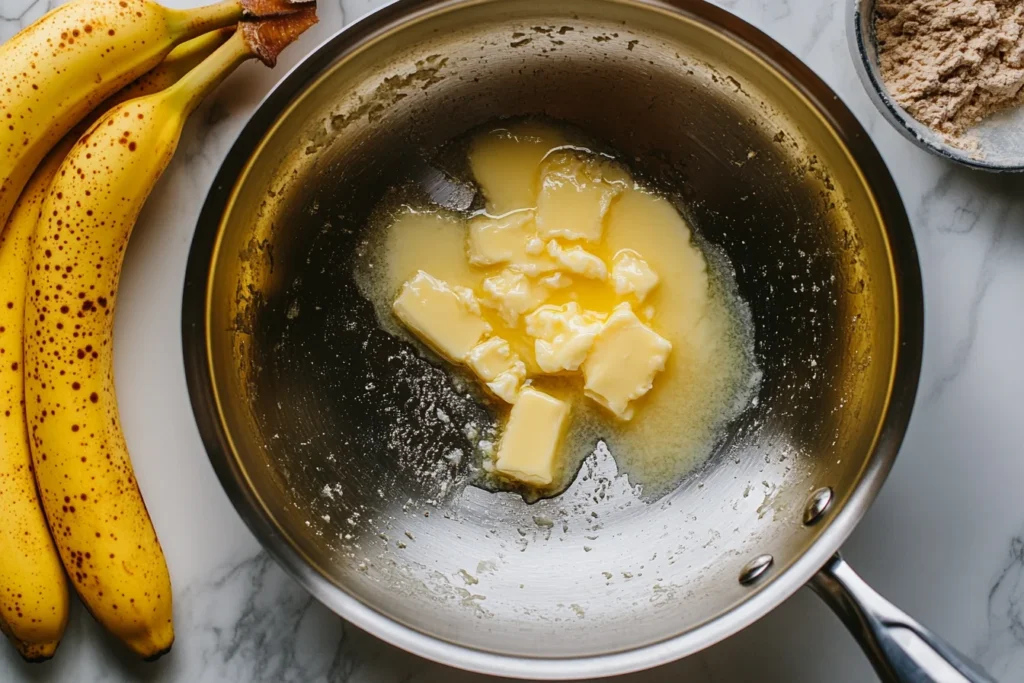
top-left (2, 0), bottom-right (1023, 681)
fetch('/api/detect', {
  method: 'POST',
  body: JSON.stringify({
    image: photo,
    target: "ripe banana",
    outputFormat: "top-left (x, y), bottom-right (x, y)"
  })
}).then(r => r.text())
top-left (0, 141), bottom-right (69, 665)
top-left (23, 11), bottom-right (315, 660)
top-left (0, 28), bottom-right (233, 663)
top-left (0, 0), bottom-right (311, 232)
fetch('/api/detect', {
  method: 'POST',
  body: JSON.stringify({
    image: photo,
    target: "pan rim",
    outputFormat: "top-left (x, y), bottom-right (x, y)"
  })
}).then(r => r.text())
top-left (180, 0), bottom-right (924, 678)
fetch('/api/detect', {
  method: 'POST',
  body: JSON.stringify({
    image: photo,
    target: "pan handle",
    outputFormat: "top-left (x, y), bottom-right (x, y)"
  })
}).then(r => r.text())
top-left (809, 553), bottom-right (995, 683)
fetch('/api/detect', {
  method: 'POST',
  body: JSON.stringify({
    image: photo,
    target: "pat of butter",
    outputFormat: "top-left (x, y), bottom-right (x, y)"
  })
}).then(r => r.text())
top-left (480, 269), bottom-right (550, 326)
top-left (524, 302), bottom-right (606, 373)
top-left (611, 249), bottom-right (660, 302)
top-left (393, 271), bottom-right (491, 362)
top-left (466, 211), bottom-right (557, 276)
top-left (583, 302), bottom-right (672, 420)
top-left (494, 387), bottom-right (570, 486)
top-left (535, 152), bottom-right (628, 242)
top-left (546, 241), bottom-right (608, 280)
top-left (466, 337), bottom-right (527, 404)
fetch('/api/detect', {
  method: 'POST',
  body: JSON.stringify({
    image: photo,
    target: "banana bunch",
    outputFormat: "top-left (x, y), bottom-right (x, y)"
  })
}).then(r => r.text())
top-left (0, 0), bottom-right (316, 662)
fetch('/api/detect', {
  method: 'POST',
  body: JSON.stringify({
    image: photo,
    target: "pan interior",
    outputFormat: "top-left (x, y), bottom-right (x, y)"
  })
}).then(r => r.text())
top-left (202, 0), bottom-right (902, 659)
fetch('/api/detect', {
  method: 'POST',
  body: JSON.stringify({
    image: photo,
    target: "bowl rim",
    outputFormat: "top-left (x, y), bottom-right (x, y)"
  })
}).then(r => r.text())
top-left (847, 0), bottom-right (1024, 173)
top-left (181, 0), bottom-right (924, 677)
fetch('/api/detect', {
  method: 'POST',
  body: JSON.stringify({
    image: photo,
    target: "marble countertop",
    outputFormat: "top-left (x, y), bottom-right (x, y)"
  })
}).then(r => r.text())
top-left (2, 0), bottom-right (1023, 681)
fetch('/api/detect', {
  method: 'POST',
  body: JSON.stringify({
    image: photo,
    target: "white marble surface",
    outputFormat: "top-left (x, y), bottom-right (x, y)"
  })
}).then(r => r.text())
top-left (1, 0), bottom-right (1023, 681)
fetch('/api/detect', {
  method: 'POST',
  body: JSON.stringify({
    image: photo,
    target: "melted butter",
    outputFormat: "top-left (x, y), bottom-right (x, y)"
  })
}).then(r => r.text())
top-left (381, 210), bottom-right (478, 293)
top-left (469, 123), bottom-right (565, 214)
top-left (355, 120), bottom-right (759, 500)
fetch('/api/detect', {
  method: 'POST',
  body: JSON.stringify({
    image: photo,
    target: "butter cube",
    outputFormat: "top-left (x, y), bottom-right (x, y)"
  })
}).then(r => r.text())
top-left (546, 241), bottom-right (608, 280)
top-left (494, 387), bottom-right (570, 486)
top-left (393, 271), bottom-right (491, 362)
top-left (466, 337), bottom-right (527, 404)
top-left (583, 303), bottom-right (672, 420)
top-left (480, 269), bottom-right (550, 326)
top-left (611, 249), bottom-right (659, 302)
top-left (524, 302), bottom-right (606, 373)
top-left (466, 211), bottom-right (557, 276)
top-left (535, 153), bottom-right (628, 242)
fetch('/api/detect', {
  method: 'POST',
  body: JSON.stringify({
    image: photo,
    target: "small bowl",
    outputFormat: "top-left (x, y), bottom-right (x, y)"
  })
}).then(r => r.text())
top-left (850, 0), bottom-right (1024, 172)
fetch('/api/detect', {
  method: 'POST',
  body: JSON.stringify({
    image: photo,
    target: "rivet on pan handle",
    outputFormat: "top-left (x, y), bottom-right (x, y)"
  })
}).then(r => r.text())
top-left (810, 554), bottom-right (996, 683)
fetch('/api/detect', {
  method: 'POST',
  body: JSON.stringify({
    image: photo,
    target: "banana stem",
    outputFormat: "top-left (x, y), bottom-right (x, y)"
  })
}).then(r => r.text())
top-left (168, 0), bottom-right (243, 42)
top-left (163, 27), bottom-right (237, 70)
top-left (166, 30), bottom-right (253, 117)
top-left (104, 28), bottom-right (236, 116)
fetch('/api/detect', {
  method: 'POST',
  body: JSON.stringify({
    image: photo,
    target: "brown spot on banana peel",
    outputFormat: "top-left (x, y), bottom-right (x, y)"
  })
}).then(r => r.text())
top-left (4, 632), bottom-right (57, 664)
top-left (242, 6), bottom-right (318, 67)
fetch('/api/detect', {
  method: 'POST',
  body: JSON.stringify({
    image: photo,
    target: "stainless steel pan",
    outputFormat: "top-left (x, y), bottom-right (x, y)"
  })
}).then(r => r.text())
top-left (181, 1), bottom-right (992, 679)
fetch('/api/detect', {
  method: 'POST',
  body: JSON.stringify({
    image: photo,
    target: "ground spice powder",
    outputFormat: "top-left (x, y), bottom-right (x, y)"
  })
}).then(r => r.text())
top-left (876, 0), bottom-right (1024, 140)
